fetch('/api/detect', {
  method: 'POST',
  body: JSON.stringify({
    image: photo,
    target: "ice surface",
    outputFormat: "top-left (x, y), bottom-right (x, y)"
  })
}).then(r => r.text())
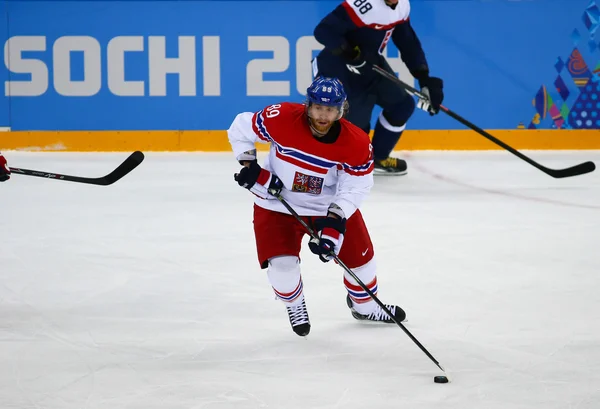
top-left (1, 150), bottom-right (599, 409)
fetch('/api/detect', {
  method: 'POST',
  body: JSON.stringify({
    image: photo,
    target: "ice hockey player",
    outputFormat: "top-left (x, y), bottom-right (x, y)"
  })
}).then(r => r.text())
top-left (313, 0), bottom-right (444, 175)
top-left (227, 76), bottom-right (406, 337)
top-left (0, 152), bottom-right (10, 182)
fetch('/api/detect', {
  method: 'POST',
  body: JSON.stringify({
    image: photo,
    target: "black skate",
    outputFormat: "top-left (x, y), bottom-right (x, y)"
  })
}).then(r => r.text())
top-left (286, 299), bottom-right (311, 336)
top-left (373, 157), bottom-right (407, 176)
top-left (346, 295), bottom-right (406, 323)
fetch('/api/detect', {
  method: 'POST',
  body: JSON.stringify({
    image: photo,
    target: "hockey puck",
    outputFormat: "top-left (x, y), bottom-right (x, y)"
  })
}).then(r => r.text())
top-left (434, 375), bottom-right (449, 384)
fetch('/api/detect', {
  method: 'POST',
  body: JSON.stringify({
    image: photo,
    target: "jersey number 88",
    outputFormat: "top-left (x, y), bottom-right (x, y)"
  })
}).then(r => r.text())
top-left (353, 0), bottom-right (372, 14)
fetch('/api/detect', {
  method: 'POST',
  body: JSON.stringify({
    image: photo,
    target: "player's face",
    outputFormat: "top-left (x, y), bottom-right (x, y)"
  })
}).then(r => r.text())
top-left (308, 104), bottom-right (340, 134)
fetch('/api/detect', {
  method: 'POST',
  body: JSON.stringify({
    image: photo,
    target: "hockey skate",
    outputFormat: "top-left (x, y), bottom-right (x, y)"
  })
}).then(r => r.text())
top-left (286, 299), bottom-right (311, 336)
top-left (373, 157), bottom-right (407, 176)
top-left (346, 295), bottom-right (406, 323)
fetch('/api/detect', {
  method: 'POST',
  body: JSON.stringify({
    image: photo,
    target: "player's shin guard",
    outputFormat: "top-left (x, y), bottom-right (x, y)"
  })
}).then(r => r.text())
top-left (344, 258), bottom-right (406, 323)
top-left (372, 112), bottom-right (408, 175)
top-left (344, 258), bottom-right (379, 314)
top-left (267, 256), bottom-right (310, 336)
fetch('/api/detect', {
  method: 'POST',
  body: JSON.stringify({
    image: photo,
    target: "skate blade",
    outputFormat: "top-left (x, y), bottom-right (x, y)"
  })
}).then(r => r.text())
top-left (373, 170), bottom-right (408, 176)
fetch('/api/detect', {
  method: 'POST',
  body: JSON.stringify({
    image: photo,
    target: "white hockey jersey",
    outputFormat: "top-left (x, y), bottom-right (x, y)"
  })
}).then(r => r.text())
top-left (342, 0), bottom-right (410, 31)
top-left (227, 102), bottom-right (374, 218)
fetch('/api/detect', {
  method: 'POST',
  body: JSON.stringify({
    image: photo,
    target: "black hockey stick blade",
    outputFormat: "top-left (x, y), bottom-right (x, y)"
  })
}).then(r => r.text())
top-left (10, 151), bottom-right (145, 186)
top-left (541, 161), bottom-right (595, 178)
top-left (439, 105), bottom-right (596, 178)
top-left (372, 65), bottom-right (596, 179)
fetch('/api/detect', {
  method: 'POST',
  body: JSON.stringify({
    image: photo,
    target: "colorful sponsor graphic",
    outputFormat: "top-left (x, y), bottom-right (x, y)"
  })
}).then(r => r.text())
top-left (526, 1), bottom-right (600, 129)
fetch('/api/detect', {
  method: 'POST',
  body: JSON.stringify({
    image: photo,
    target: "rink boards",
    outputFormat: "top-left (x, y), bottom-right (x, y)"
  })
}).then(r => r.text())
top-left (3, 129), bottom-right (600, 151)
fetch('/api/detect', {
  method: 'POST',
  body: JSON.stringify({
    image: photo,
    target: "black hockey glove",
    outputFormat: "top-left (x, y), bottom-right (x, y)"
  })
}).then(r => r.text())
top-left (234, 161), bottom-right (283, 198)
top-left (340, 45), bottom-right (371, 76)
top-left (417, 76), bottom-right (444, 115)
top-left (308, 216), bottom-right (346, 263)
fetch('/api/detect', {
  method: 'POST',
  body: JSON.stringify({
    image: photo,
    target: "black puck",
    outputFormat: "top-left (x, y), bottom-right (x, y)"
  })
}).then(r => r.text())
top-left (434, 375), bottom-right (449, 383)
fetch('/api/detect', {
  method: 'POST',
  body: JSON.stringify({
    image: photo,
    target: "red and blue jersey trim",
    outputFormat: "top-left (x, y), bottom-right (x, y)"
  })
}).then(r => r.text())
top-left (253, 109), bottom-right (374, 176)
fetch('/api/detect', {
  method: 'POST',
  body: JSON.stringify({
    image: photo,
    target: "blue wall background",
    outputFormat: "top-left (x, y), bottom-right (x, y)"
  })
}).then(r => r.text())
top-left (0, 0), bottom-right (598, 131)
top-left (0, 0), bottom-right (9, 129)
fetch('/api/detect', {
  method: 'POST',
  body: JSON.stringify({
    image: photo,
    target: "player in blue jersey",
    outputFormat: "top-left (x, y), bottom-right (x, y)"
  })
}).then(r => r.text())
top-left (313, 0), bottom-right (444, 175)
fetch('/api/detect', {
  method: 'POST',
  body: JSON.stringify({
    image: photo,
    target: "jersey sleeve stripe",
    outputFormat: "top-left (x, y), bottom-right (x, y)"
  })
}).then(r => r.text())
top-left (253, 110), bottom-right (272, 142)
top-left (342, 159), bottom-right (374, 176)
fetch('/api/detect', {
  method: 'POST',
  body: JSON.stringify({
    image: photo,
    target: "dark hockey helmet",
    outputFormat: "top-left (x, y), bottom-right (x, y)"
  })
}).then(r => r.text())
top-left (306, 77), bottom-right (348, 118)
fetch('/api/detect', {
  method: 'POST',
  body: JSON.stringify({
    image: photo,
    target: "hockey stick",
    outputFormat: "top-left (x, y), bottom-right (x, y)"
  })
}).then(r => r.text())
top-left (372, 65), bottom-right (596, 179)
top-left (9, 151), bottom-right (145, 186)
top-left (272, 191), bottom-right (447, 375)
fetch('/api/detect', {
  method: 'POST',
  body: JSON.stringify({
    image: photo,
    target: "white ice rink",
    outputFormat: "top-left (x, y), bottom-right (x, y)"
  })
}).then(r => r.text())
top-left (1, 150), bottom-right (599, 409)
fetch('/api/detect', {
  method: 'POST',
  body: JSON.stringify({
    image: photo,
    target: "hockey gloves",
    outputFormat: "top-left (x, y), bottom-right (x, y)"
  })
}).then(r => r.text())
top-left (0, 153), bottom-right (10, 182)
top-left (234, 160), bottom-right (283, 198)
top-left (416, 76), bottom-right (444, 115)
top-left (342, 45), bottom-right (371, 76)
top-left (309, 216), bottom-right (346, 263)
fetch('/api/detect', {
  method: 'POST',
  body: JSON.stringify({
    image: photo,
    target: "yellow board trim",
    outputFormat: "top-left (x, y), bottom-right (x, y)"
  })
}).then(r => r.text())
top-left (1, 129), bottom-right (599, 151)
